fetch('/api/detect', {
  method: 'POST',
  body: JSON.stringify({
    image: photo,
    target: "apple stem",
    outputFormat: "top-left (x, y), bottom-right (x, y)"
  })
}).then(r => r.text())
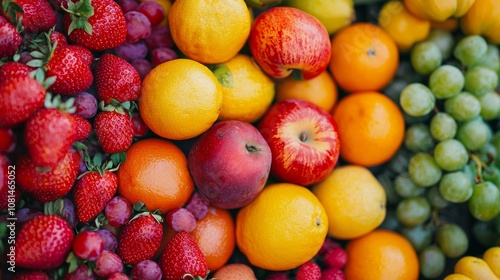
top-left (299, 131), bottom-right (308, 142)
top-left (245, 144), bottom-right (260, 153)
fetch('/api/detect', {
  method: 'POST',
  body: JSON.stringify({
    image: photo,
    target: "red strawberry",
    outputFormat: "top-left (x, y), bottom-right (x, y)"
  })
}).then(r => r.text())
top-left (117, 212), bottom-right (163, 265)
top-left (63, 0), bottom-right (126, 51)
top-left (11, 270), bottom-right (50, 280)
top-left (323, 246), bottom-right (347, 269)
top-left (0, 16), bottom-right (22, 58)
top-left (0, 61), bottom-right (31, 80)
top-left (296, 261), bottom-right (321, 280)
top-left (160, 231), bottom-right (209, 280)
top-left (16, 214), bottom-right (74, 270)
top-left (95, 54), bottom-right (141, 103)
top-left (16, 149), bottom-right (80, 202)
top-left (49, 30), bottom-right (68, 47)
top-left (74, 171), bottom-right (118, 223)
top-left (320, 268), bottom-right (345, 280)
top-left (46, 45), bottom-right (93, 95)
top-left (0, 154), bottom-right (20, 210)
top-left (0, 66), bottom-right (45, 127)
top-left (70, 114), bottom-right (91, 141)
top-left (65, 44), bottom-right (94, 66)
top-left (24, 108), bottom-right (77, 167)
top-left (0, 127), bottom-right (16, 153)
top-left (9, 0), bottom-right (57, 33)
top-left (94, 110), bottom-right (134, 154)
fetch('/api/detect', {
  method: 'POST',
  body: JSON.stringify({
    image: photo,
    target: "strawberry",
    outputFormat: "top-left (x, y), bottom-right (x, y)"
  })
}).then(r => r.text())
top-left (49, 30), bottom-right (68, 47)
top-left (322, 246), bottom-right (347, 269)
top-left (94, 53), bottom-right (141, 103)
top-left (16, 214), bottom-right (74, 270)
top-left (94, 105), bottom-right (134, 154)
top-left (0, 15), bottom-right (22, 58)
top-left (74, 171), bottom-right (118, 223)
top-left (0, 154), bottom-right (20, 210)
top-left (24, 107), bottom-right (77, 167)
top-left (16, 149), bottom-right (80, 202)
top-left (63, 0), bottom-right (126, 51)
top-left (66, 44), bottom-right (94, 66)
top-left (11, 270), bottom-right (50, 280)
top-left (7, 0), bottom-right (57, 33)
top-left (117, 212), bottom-right (163, 265)
top-left (0, 61), bottom-right (31, 80)
top-left (70, 114), bottom-right (91, 141)
top-left (296, 261), bottom-right (321, 280)
top-left (160, 231), bottom-right (209, 280)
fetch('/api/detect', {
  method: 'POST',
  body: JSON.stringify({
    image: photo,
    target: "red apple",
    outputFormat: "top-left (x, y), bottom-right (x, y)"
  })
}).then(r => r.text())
top-left (187, 120), bottom-right (272, 209)
top-left (249, 7), bottom-right (331, 80)
top-left (258, 99), bottom-right (340, 186)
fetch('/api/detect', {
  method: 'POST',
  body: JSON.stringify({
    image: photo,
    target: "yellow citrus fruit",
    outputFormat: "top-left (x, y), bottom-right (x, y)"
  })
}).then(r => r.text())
top-left (139, 59), bottom-right (223, 140)
top-left (217, 54), bottom-right (275, 123)
top-left (236, 183), bottom-right (328, 271)
top-left (168, 0), bottom-right (251, 64)
top-left (312, 165), bottom-right (386, 240)
top-left (275, 70), bottom-right (338, 113)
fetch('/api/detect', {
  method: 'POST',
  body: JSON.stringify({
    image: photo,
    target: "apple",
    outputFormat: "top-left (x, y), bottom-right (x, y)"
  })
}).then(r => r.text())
top-left (258, 99), bottom-right (340, 186)
top-left (187, 120), bottom-right (272, 209)
top-left (249, 6), bottom-right (331, 80)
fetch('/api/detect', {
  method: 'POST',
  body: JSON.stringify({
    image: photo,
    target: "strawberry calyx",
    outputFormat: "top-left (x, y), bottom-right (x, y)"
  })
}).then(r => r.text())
top-left (26, 32), bottom-right (58, 89)
top-left (99, 99), bottom-right (136, 116)
top-left (61, 0), bottom-right (94, 35)
top-left (44, 92), bottom-right (76, 113)
top-left (182, 274), bottom-right (209, 280)
top-left (128, 202), bottom-right (164, 224)
top-left (74, 142), bottom-right (126, 177)
top-left (1, 0), bottom-right (24, 33)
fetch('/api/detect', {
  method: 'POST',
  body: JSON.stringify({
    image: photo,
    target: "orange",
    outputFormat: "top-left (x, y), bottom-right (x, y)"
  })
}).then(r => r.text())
top-left (329, 22), bottom-right (399, 92)
top-left (331, 91), bottom-right (405, 167)
top-left (139, 59), bottom-right (223, 140)
top-left (312, 165), bottom-right (386, 240)
top-left (344, 229), bottom-right (419, 280)
top-left (216, 54), bottom-right (275, 123)
top-left (275, 70), bottom-right (338, 113)
top-left (236, 183), bottom-right (328, 271)
top-left (212, 263), bottom-right (257, 280)
top-left (117, 138), bottom-right (194, 214)
top-left (190, 207), bottom-right (235, 272)
top-left (168, 0), bottom-right (251, 64)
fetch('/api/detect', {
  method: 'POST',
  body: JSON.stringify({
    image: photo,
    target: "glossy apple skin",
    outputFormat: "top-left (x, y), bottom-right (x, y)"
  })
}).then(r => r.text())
top-left (258, 99), bottom-right (340, 186)
top-left (249, 7), bottom-right (331, 79)
top-left (187, 120), bottom-right (272, 209)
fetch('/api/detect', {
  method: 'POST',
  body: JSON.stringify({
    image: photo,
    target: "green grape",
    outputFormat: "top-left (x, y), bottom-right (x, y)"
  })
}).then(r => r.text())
top-left (472, 220), bottom-right (500, 247)
top-left (396, 60), bottom-right (425, 83)
top-left (411, 41), bottom-right (442, 75)
top-left (379, 209), bottom-right (401, 231)
top-left (464, 66), bottom-right (498, 97)
top-left (396, 197), bottom-right (431, 227)
top-left (429, 112), bottom-right (457, 141)
top-left (439, 171), bottom-right (473, 203)
top-left (401, 224), bottom-right (434, 253)
top-left (427, 29), bottom-right (455, 60)
top-left (478, 91), bottom-right (500, 121)
top-left (494, 132), bottom-right (500, 166)
top-left (377, 171), bottom-right (401, 206)
top-left (453, 35), bottom-right (488, 67)
top-left (408, 152), bottom-right (442, 187)
top-left (436, 223), bottom-right (469, 258)
top-left (404, 123), bottom-right (435, 152)
top-left (469, 181), bottom-right (500, 221)
top-left (433, 139), bottom-right (469, 171)
top-left (388, 148), bottom-right (411, 174)
top-left (419, 245), bottom-right (446, 279)
top-left (403, 111), bottom-right (433, 125)
top-left (429, 65), bottom-right (465, 99)
top-left (473, 43), bottom-right (500, 72)
top-left (456, 117), bottom-right (492, 151)
top-left (483, 165), bottom-right (500, 186)
top-left (444, 92), bottom-right (481, 122)
top-left (383, 79), bottom-right (407, 104)
top-left (427, 186), bottom-right (449, 209)
top-left (400, 83), bottom-right (436, 117)
top-left (394, 172), bottom-right (426, 198)
top-left (478, 143), bottom-right (498, 165)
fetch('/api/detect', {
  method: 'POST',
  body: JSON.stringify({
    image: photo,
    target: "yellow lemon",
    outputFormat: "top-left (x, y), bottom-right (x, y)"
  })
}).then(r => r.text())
top-left (312, 165), bottom-right (386, 239)
top-left (139, 59), bottom-right (223, 140)
top-left (236, 183), bottom-right (328, 271)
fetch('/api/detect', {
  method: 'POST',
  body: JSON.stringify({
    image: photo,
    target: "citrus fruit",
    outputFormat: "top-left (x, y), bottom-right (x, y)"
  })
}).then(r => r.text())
top-left (139, 59), bottom-right (223, 140)
top-left (190, 206), bottom-right (235, 272)
top-left (281, 0), bottom-right (354, 35)
top-left (275, 70), bottom-right (338, 113)
top-left (212, 263), bottom-right (257, 280)
top-left (168, 0), bottom-right (251, 64)
top-left (344, 229), bottom-right (419, 280)
top-left (329, 22), bottom-right (399, 92)
top-left (117, 138), bottom-right (194, 214)
top-left (312, 165), bottom-right (386, 239)
top-left (216, 54), bottom-right (275, 123)
top-left (236, 183), bottom-right (328, 271)
top-left (331, 91), bottom-right (405, 167)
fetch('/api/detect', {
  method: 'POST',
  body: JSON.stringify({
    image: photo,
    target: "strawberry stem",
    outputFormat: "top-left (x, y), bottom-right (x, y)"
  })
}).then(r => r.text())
top-left (62, 0), bottom-right (94, 35)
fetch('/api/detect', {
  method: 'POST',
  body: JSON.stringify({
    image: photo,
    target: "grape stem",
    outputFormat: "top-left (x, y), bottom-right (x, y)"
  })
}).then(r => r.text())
top-left (470, 153), bottom-right (487, 184)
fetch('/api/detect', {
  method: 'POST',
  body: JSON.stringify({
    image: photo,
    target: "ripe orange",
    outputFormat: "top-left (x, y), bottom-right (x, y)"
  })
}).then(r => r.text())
top-left (236, 183), bottom-right (328, 271)
top-left (190, 207), bottom-right (235, 272)
top-left (344, 229), bottom-right (419, 280)
top-left (212, 263), bottom-right (257, 280)
top-left (329, 22), bottom-right (399, 92)
top-left (331, 91), bottom-right (405, 167)
top-left (117, 138), bottom-right (194, 214)
top-left (275, 70), bottom-right (338, 113)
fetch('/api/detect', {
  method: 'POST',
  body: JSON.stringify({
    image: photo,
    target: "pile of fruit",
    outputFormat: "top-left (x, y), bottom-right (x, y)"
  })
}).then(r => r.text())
top-left (0, 0), bottom-right (499, 279)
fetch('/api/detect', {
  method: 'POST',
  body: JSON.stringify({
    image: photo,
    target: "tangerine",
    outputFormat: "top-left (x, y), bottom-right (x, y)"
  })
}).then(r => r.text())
top-left (212, 263), bottom-right (257, 280)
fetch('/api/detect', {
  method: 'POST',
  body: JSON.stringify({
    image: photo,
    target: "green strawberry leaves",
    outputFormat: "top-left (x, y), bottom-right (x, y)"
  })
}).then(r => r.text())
top-left (63, 0), bottom-right (95, 35)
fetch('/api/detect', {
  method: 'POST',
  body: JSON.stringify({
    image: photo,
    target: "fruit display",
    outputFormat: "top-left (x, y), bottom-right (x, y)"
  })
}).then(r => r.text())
top-left (0, 0), bottom-right (499, 279)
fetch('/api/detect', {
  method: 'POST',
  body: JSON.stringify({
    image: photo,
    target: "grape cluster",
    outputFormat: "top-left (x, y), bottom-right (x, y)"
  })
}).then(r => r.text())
top-left (379, 30), bottom-right (500, 279)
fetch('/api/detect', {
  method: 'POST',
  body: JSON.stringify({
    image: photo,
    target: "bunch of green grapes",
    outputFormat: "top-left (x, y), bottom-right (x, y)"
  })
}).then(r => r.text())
top-left (378, 30), bottom-right (500, 279)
